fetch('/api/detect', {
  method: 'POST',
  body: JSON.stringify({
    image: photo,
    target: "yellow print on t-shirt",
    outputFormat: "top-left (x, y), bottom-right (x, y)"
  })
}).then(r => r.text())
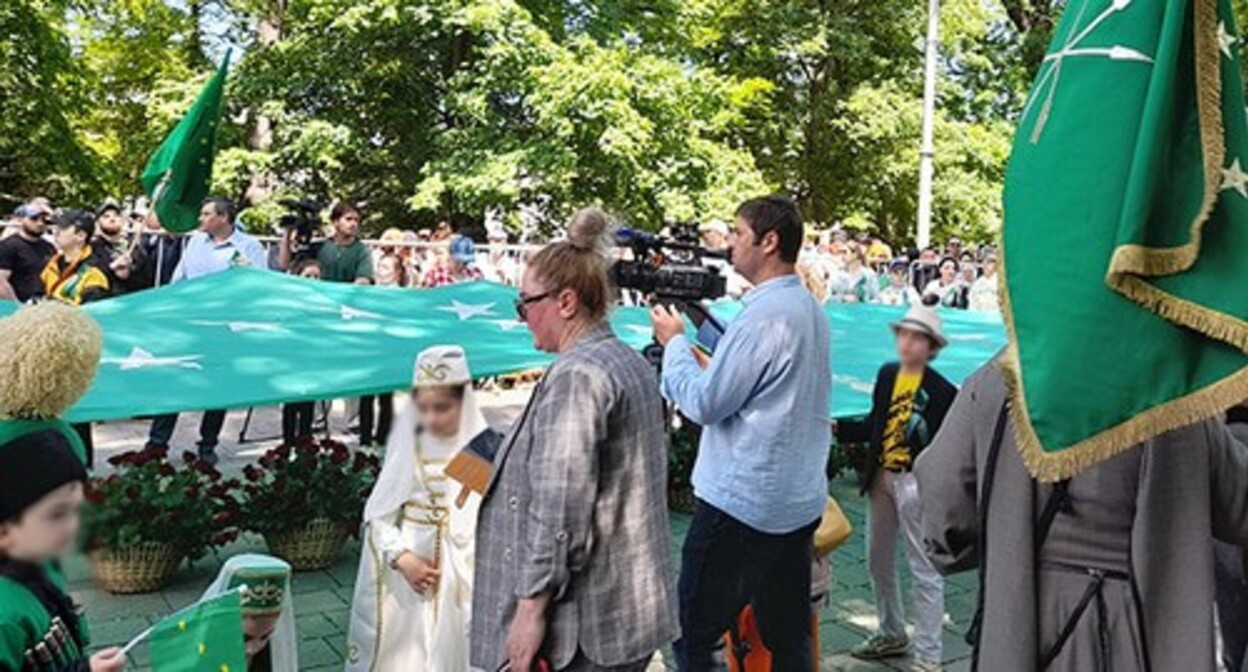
top-left (881, 371), bottom-right (922, 470)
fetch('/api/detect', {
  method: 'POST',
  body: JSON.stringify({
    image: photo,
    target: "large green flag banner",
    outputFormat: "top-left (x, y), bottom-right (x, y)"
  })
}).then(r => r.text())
top-left (0, 270), bottom-right (1004, 422)
top-left (1002, 0), bottom-right (1248, 480)
top-left (147, 591), bottom-right (246, 672)
top-left (140, 51), bottom-right (231, 234)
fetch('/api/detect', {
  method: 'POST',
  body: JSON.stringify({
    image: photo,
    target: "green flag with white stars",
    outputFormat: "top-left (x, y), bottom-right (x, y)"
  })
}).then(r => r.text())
top-left (0, 272), bottom-right (1005, 423)
top-left (140, 51), bottom-right (230, 234)
top-left (1001, 0), bottom-right (1248, 480)
top-left (148, 591), bottom-right (246, 672)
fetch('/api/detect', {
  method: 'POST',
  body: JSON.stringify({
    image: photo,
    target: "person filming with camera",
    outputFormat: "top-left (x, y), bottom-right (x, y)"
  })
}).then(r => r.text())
top-left (650, 195), bottom-right (832, 672)
top-left (276, 201), bottom-right (373, 285)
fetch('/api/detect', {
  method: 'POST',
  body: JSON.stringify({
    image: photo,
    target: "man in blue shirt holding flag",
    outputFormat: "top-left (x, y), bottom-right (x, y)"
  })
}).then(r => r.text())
top-left (146, 197), bottom-right (267, 464)
top-left (652, 195), bottom-right (831, 672)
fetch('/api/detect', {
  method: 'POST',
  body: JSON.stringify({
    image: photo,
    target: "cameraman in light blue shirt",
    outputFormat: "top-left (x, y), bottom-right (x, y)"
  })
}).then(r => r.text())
top-left (652, 195), bottom-right (831, 672)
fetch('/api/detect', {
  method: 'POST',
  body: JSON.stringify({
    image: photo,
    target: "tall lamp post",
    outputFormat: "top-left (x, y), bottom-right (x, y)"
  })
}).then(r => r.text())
top-left (916, 0), bottom-right (940, 250)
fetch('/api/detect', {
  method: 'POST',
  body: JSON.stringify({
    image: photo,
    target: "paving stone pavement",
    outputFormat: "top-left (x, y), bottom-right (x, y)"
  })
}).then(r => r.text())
top-left (71, 398), bottom-right (977, 671)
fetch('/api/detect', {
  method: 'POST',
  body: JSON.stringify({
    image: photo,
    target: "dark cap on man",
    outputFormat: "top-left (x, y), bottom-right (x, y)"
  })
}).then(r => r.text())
top-left (96, 199), bottom-right (122, 217)
top-left (53, 210), bottom-right (96, 239)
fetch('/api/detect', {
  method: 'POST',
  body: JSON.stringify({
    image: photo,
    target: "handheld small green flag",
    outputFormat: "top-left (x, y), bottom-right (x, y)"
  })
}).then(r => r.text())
top-left (148, 591), bottom-right (246, 672)
top-left (1001, 0), bottom-right (1248, 480)
top-left (140, 51), bottom-right (231, 234)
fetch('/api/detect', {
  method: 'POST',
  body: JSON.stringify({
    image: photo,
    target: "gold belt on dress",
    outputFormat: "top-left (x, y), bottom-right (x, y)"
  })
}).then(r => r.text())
top-left (400, 501), bottom-right (450, 615)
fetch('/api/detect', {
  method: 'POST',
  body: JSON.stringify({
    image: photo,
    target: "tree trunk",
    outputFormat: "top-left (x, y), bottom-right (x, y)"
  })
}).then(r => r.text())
top-left (242, 1), bottom-right (286, 208)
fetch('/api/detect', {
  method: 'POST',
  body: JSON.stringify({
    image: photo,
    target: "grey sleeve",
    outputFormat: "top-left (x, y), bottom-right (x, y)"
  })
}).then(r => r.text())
top-left (915, 374), bottom-right (983, 575)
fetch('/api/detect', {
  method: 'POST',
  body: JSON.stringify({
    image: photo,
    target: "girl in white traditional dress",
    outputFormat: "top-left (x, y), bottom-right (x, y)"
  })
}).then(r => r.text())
top-left (345, 345), bottom-right (500, 672)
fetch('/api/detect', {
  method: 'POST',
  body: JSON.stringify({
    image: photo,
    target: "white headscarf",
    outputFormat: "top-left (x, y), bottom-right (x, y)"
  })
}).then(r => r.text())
top-left (362, 345), bottom-right (489, 523)
top-left (199, 553), bottom-right (297, 672)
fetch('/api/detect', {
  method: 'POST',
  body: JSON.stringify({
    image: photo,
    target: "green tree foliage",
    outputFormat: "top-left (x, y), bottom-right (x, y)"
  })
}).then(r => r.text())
top-left (71, 0), bottom-right (207, 195)
top-left (8, 0), bottom-right (1247, 243)
top-left (0, 0), bottom-right (100, 203)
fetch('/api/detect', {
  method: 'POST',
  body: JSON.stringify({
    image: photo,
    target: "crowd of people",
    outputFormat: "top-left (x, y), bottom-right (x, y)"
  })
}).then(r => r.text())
top-left (0, 196), bottom-right (999, 314)
top-left (5, 190), bottom-right (1248, 672)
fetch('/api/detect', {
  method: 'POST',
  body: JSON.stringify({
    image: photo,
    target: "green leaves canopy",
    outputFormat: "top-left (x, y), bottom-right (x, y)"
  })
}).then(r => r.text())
top-left (13, 0), bottom-right (1246, 242)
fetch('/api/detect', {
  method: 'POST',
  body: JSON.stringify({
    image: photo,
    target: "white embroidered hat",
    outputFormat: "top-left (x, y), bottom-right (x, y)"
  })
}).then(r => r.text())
top-left (412, 345), bottom-right (472, 388)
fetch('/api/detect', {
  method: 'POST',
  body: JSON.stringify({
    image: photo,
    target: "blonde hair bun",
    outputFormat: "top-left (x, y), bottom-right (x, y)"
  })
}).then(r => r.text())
top-left (0, 302), bottom-right (103, 419)
top-left (566, 208), bottom-right (614, 256)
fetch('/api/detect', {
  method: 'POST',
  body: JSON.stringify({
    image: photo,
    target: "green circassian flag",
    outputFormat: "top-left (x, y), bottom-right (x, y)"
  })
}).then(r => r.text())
top-left (0, 271), bottom-right (1005, 423)
top-left (1002, 0), bottom-right (1248, 481)
top-left (148, 591), bottom-right (246, 672)
top-left (140, 51), bottom-right (231, 234)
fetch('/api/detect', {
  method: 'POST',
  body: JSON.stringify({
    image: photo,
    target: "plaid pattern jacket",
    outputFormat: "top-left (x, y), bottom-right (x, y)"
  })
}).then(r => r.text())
top-left (471, 324), bottom-right (679, 670)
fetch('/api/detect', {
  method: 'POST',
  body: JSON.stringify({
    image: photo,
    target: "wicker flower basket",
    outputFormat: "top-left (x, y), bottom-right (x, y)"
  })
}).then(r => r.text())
top-left (264, 518), bottom-right (348, 571)
top-left (89, 542), bottom-right (182, 594)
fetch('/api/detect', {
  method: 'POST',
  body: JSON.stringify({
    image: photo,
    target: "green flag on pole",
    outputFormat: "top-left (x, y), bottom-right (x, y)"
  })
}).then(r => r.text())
top-left (1002, 0), bottom-right (1248, 481)
top-left (148, 591), bottom-right (246, 672)
top-left (140, 51), bottom-right (231, 234)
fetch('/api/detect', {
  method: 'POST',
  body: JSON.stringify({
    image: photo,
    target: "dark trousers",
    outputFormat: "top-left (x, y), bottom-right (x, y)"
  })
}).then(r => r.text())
top-left (561, 650), bottom-right (652, 671)
top-left (281, 402), bottom-right (316, 445)
top-left (148, 411), bottom-right (227, 451)
top-left (358, 393), bottom-right (393, 446)
top-left (1216, 541), bottom-right (1248, 672)
top-left (674, 499), bottom-right (818, 672)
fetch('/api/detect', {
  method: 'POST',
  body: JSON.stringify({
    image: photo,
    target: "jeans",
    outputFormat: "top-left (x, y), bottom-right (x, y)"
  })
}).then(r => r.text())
top-left (148, 410), bottom-right (227, 451)
top-left (358, 393), bottom-right (393, 446)
top-left (674, 499), bottom-right (818, 672)
top-left (867, 470), bottom-right (944, 662)
top-left (282, 402), bottom-right (316, 445)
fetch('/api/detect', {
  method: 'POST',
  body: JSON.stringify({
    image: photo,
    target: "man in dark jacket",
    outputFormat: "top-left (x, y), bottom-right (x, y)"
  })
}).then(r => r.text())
top-left (122, 212), bottom-right (182, 291)
top-left (852, 305), bottom-right (957, 672)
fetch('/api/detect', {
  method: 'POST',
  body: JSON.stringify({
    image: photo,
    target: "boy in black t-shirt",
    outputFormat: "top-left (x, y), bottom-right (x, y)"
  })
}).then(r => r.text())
top-left (0, 204), bottom-right (55, 303)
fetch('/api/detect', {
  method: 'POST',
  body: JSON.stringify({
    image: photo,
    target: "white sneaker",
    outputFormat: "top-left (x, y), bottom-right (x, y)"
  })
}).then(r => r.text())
top-left (911, 658), bottom-right (942, 672)
top-left (850, 634), bottom-right (910, 660)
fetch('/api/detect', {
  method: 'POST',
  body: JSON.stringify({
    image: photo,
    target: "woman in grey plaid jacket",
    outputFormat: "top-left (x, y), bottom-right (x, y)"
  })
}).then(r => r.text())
top-left (471, 210), bottom-right (679, 672)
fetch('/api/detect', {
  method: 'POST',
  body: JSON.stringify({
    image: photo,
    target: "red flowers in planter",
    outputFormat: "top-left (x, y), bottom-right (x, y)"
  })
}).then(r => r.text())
top-left (81, 449), bottom-right (242, 562)
top-left (239, 438), bottom-right (379, 539)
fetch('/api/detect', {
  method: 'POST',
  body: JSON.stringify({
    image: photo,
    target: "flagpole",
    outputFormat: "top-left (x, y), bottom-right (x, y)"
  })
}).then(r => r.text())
top-left (916, 0), bottom-right (940, 250)
top-left (152, 173), bottom-right (170, 289)
top-left (155, 237), bottom-right (165, 289)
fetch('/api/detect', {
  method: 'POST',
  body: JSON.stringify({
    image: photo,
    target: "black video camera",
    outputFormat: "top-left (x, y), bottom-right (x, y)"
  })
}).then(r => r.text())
top-left (610, 223), bottom-right (728, 304)
top-left (278, 198), bottom-right (322, 262)
top-left (611, 223), bottom-right (729, 368)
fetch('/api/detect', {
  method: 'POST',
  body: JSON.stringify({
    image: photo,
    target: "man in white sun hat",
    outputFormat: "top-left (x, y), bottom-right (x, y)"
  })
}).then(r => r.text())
top-left (852, 305), bottom-right (958, 672)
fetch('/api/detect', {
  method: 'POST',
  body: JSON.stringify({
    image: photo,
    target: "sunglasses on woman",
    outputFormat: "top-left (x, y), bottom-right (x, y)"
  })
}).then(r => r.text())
top-left (514, 291), bottom-right (554, 320)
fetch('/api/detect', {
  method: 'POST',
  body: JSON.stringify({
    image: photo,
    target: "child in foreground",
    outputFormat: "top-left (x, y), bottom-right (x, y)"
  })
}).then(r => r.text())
top-left (0, 302), bottom-right (124, 671)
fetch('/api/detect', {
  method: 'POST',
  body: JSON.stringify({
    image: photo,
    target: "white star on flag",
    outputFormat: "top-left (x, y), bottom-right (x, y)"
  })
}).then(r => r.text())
top-left (104, 347), bottom-right (203, 371)
top-left (491, 319), bottom-right (526, 331)
top-left (437, 300), bottom-right (497, 321)
top-left (833, 374), bottom-right (874, 395)
top-left (340, 304), bottom-right (385, 321)
top-left (1222, 158), bottom-right (1248, 199)
top-left (1220, 20), bottom-right (1238, 59)
top-left (190, 320), bottom-right (281, 333)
